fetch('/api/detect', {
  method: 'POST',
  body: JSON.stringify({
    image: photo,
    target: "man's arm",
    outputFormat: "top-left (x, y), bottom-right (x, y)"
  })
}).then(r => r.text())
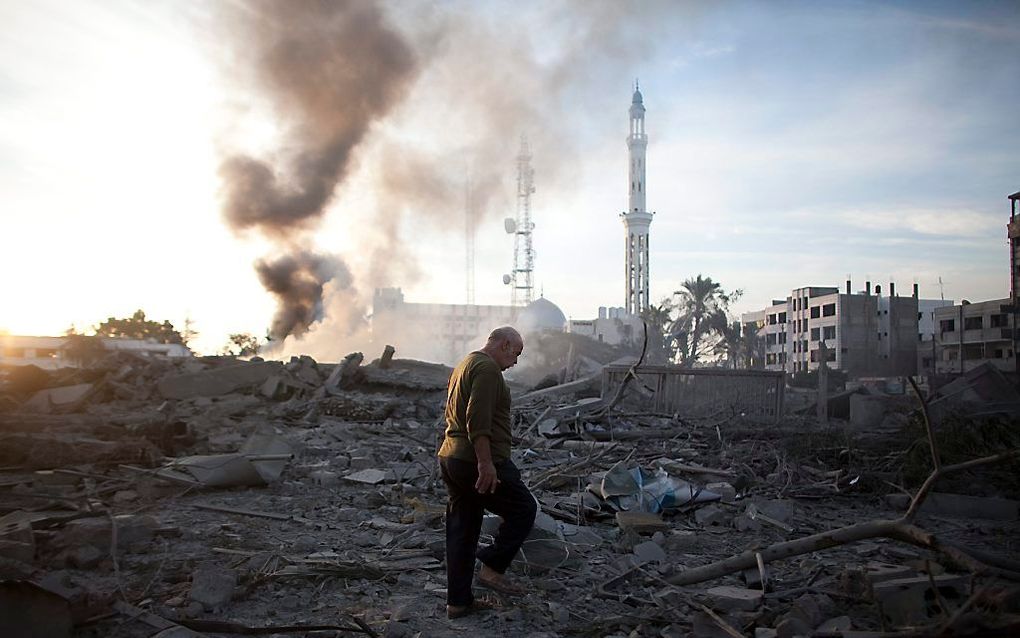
top-left (466, 364), bottom-right (500, 494)
top-left (473, 435), bottom-right (499, 494)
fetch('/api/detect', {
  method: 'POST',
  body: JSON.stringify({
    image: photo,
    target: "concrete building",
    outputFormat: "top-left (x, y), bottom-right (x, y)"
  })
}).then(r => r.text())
top-left (567, 306), bottom-right (644, 346)
top-left (932, 190), bottom-right (1020, 377)
top-left (622, 82), bottom-right (654, 315)
top-left (933, 299), bottom-right (1015, 375)
top-left (742, 281), bottom-right (943, 377)
top-left (372, 288), bottom-right (567, 366)
top-left (0, 334), bottom-right (191, 370)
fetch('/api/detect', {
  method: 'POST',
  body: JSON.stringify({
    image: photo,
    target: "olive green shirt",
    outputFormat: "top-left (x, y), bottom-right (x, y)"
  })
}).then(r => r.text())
top-left (438, 351), bottom-right (512, 463)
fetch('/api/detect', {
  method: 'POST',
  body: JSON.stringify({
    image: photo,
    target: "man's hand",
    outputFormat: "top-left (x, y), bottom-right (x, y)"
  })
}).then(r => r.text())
top-left (475, 461), bottom-right (500, 494)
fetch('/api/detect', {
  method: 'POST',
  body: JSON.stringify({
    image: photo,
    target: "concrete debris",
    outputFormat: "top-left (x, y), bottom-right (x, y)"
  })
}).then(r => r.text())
top-left (0, 349), bottom-right (1017, 636)
top-left (705, 585), bottom-right (764, 612)
top-left (22, 383), bottom-right (97, 414)
top-left (158, 361), bottom-right (281, 400)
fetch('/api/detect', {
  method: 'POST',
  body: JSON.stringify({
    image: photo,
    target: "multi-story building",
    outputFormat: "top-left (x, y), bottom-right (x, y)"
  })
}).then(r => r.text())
top-left (742, 282), bottom-right (942, 377)
top-left (931, 190), bottom-right (1020, 377)
top-left (933, 299), bottom-right (1016, 374)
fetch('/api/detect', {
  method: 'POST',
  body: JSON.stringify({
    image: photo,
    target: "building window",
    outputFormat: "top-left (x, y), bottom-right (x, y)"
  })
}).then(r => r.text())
top-left (826, 349), bottom-right (836, 362)
top-left (939, 319), bottom-right (955, 332)
top-left (779, 332), bottom-right (787, 344)
top-left (810, 327), bottom-right (820, 341)
top-left (918, 333), bottom-right (923, 342)
top-left (823, 326), bottom-right (836, 340)
top-left (963, 344), bottom-right (984, 360)
top-left (810, 349), bottom-right (817, 363)
top-left (779, 353), bottom-right (787, 363)
top-left (991, 313), bottom-right (1008, 328)
top-left (877, 332), bottom-right (882, 341)
top-left (810, 306), bottom-right (820, 319)
top-left (766, 353), bottom-right (777, 364)
top-left (766, 333), bottom-right (777, 346)
top-left (964, 316), bottom-right (983, 330)
top-left (822, 303), bottom-right (835, 317)
top-left (768, 314), bottom-right (777, 325)
top-left (779, 312), bottom-right (787, 323)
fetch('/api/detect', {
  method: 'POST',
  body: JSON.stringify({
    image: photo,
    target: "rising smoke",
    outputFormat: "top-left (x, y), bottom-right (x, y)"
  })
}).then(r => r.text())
top-left (218, 0), bottom-right (417, 341)
top-left (215, 0), bottom-right (700, 355)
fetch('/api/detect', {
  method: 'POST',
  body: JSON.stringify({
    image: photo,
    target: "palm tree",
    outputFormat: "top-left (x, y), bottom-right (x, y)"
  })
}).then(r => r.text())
top-left (671, 275), bottom-right (738, 367)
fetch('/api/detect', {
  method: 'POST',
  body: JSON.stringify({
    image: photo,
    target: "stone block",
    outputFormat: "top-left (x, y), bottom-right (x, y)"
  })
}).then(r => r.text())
top-left (705, 585), bottom-right (763, 612)
top-left (310, 470), bottom-right (339, 487)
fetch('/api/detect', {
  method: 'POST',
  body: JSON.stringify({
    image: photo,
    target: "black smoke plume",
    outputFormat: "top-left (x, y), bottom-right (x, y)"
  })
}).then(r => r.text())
top-left (255, 252), bottom-right (351, 341)
top-left (219, 0), bottom-right (417, 339)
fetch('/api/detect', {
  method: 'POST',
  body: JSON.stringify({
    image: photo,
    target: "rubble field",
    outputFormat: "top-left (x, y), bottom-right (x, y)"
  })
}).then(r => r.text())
top-left (1, 350), bottom-right (1019, 638)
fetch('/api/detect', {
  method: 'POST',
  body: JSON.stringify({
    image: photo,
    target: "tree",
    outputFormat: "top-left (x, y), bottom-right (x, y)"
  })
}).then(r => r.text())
top-left (223, 333), bottom-right (261, 357)
top-left (95, 310), bottom-right (183, 344)
top-left (181, 316), bottom-right (199, 347)
top-left (662, 275), bottom-right (742, 367)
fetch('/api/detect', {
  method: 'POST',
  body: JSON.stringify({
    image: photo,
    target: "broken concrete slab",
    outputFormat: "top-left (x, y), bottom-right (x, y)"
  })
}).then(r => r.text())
top-left (872, 574), bottom-right (967, 626)
top-left (325, 352), bottom-right (363, 392)
top-left (22, 383), bottom-right (96, 414)
top-left (705, 585), bottom-right (764, 612)
top-left (157, 361), bottom-right (280, 400)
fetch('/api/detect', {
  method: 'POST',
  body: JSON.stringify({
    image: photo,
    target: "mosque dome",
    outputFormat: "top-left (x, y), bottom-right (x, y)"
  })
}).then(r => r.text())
top-left (517, 297), bottom-right (566, 335)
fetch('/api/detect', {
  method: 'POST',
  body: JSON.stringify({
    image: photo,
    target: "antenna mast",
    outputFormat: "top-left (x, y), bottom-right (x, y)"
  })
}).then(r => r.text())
top-left (511, 135), bottom-right (535, 307)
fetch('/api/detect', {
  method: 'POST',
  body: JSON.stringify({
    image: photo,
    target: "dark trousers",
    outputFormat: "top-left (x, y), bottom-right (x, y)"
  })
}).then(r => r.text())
top-left (439, 456), bottom-right (537, 607)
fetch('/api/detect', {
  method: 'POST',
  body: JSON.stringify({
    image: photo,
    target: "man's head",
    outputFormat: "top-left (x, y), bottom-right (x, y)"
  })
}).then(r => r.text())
top-left (482, 326), bottom-right (524, 370)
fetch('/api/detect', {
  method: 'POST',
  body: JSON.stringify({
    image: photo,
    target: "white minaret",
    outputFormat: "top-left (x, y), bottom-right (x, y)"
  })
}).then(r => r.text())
top-left (622, 81), bottom-right (654, 315)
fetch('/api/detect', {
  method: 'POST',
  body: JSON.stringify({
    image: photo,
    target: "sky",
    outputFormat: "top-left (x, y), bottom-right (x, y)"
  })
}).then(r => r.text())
top-left (1, 0), bottom-right (1018, 357)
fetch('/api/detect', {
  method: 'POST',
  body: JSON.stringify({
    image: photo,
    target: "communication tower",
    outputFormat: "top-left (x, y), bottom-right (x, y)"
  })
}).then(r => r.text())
top-left (504, 135), bottom-right (535, 307)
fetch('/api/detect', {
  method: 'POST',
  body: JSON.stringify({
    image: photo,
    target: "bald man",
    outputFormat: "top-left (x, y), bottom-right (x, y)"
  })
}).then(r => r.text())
top-left (438, 326), bottom-right (537, 619)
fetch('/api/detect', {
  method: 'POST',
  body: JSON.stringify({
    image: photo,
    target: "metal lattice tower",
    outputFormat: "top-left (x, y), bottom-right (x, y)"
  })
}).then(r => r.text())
top-left (511, 135), bottom-right (535, 307)
top-left (465, 175), bottom-right (475, 304)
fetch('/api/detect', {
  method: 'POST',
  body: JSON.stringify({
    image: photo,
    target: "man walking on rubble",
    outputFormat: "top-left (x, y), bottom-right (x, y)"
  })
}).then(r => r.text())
top-left (438, 326), bottom-right (537, 619)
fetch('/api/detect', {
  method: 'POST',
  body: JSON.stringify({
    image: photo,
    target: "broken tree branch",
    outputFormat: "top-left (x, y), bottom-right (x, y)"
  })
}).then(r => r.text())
top-left (595, 320), bottom-right (648, 417)
top-left (667, 377), bottom-right (1020, 587)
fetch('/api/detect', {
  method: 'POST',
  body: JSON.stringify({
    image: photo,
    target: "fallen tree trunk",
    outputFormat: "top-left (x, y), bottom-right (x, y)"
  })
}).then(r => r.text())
top-left (667, 376), bottom-right (1020, 587)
